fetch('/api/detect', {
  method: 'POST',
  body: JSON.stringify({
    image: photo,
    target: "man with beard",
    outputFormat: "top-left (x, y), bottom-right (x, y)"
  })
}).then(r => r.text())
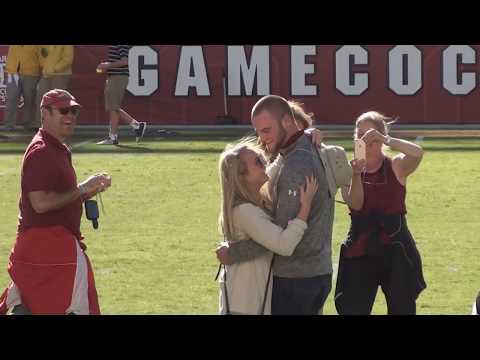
top-left (216, 95), bottom-right (334, 315)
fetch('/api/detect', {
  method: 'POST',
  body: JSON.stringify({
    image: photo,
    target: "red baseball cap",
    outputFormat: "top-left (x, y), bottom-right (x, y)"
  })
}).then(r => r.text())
top-left (40, 89), bottom-right (82, 108)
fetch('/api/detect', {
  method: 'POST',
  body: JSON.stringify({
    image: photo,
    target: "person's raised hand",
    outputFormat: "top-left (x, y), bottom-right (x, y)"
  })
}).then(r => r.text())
top-left (361, 128), bottom-right (386, 146)
top-left (350, 159), bottom-right (366, 175)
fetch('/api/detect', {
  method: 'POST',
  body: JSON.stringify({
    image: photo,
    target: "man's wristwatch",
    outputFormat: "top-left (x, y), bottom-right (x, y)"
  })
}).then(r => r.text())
top-left (384, 135), bottom-right (392, 145)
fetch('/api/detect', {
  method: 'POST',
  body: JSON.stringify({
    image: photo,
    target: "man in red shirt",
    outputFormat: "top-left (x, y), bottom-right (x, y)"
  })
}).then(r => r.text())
top-left (0, 89), bottom-right (112, 315)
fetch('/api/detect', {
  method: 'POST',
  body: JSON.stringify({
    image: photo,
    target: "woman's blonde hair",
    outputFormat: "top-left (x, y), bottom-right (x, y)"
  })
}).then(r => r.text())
top-left (288, 100), bottom-right (314, 129)
top-left (355, 111), bottom-right (397, 137)
top-left (218, 137), bottom-right (266, 241)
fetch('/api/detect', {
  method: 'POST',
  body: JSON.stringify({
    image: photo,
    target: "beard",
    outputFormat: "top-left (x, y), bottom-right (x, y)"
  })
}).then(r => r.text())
top-left (265, 124), bottom-right (287, 158)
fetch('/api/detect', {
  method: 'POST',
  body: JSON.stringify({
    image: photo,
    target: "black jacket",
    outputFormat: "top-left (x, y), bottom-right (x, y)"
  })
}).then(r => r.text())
top-left (344, 212), bottom-right (427, 300)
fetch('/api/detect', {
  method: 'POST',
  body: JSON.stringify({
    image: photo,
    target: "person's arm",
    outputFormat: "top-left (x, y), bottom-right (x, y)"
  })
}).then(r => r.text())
top-left (29, 188), bottom-right (83, 214)
top-left (341, 159), bottom-right (365, 210)
top-left (53, 45), bottom-right (74, 73)
top-left (28, 174), bottom-right (111, 214)
top-left (97, 46), bottom-right (129, 71)
top-left (221, 239), bottom-right (270, 264)
top-left (389, 137), bottom-right (423, 182)
top-left (235, 177), bottom-right (316, 256)
top-left (304, 127), bottom-right (324, 146)
top-left (235, 205), bottom-right (307, 257)
top-left (97, 58), bottom-right (128, 72)
top-left (361, 129), bottom-right (423, 184)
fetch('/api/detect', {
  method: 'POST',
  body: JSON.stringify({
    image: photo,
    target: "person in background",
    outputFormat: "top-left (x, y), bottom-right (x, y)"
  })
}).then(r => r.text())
top-left (3, 45), bottom-right (41, 132)
top-left (96, 45), bottom-right (146, 145)
top-left (34, 45), bottom-right (75, 129)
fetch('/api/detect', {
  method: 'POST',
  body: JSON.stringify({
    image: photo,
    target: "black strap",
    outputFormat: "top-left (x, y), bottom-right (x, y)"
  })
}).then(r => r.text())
top-left (215, 263), bottom-right (230, 315)
top-left (260, 256), bottom-right (275, 315)
top-left (223, 264), bottom-right (230, 315)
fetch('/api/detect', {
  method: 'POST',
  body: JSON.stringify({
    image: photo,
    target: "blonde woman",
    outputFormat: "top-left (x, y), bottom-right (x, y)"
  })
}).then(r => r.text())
top-left (335, 111), bottom-right (426, 315)
top-left (218, 139), bottom-right (318, 315)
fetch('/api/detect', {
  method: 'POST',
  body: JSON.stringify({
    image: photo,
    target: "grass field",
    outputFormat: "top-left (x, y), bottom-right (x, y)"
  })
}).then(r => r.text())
top-left (0, 133), bottom-right (479, 314)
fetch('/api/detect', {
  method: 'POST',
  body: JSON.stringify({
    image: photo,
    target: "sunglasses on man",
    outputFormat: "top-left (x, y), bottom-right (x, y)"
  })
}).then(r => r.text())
top-left (58, 106), bottom-right (80, 116)
top-left (49, 106), bottom-right (81, 116)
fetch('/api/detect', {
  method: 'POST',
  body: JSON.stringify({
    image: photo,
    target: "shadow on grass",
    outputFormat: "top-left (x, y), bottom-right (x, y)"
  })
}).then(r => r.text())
top-left (0, 134), bottom-right (479, 155)
top-left (0, 146), bottom-right (226, 155)
top-left (2, 146), bottom-right (479, 155)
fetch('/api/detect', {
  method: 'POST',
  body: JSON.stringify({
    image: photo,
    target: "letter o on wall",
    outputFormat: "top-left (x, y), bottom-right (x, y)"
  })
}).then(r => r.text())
top-left (388, 45), bottom-right (422, 96)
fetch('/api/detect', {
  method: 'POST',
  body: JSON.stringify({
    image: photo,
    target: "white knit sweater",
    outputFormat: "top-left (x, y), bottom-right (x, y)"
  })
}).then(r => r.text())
top-left (219, 203), bottom-right (307, 315)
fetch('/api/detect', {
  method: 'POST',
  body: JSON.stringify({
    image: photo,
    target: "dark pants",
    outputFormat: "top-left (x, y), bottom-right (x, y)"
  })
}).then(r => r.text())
top-left (335, 244), bottom-right (416, 315)
top-left (272, 274), bottom-right (332, 315)
top-left (476, 292), bottom-right (480, 314)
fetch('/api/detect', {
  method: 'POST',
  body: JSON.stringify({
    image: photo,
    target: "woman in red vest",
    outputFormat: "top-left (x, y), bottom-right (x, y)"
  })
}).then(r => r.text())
top-left (335, 111), bottom-right (426, 315)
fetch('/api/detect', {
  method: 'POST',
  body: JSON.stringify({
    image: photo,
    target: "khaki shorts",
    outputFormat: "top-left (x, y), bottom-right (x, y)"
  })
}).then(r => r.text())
top-left (104, 75), bottom-right (129, 111)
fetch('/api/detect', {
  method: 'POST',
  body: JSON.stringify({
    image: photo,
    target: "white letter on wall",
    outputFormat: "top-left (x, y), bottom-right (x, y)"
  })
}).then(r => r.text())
top-left (291, 45), bottom-right (317, 96)
top-left (443, 45), bottom-right (476, 95)
top-left (175, 46), bottom-right (210, 96)
top-left (336, 45), bottom-right (368, 96)
top-left (227, 46), bottom-right (270, 96)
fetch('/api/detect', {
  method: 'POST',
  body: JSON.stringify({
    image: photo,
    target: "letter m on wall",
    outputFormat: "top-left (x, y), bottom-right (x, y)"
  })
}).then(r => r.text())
top-left (227, 46), bottom-right (270, 96)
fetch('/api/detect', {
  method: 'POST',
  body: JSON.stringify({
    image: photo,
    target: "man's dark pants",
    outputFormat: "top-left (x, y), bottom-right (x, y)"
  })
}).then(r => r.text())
top-left (272, 274), bottom-right (332, 315)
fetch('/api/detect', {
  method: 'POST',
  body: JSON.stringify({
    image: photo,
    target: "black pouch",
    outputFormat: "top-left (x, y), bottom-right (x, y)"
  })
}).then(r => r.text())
top-left (85, 199), bottom-right (99, 229)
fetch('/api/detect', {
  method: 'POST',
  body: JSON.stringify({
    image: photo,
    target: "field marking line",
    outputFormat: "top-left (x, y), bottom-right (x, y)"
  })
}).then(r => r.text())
top-left (71, 138), bottom-right (97, 150)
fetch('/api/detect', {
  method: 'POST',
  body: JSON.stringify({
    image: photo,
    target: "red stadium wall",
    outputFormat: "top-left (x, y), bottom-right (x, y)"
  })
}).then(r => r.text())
top-left (1, 45), bottom-right (480, 126)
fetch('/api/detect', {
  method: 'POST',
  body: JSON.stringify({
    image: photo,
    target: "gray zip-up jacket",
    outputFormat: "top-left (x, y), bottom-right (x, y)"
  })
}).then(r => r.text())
top-left (229, 134), bottom-right (334, 278)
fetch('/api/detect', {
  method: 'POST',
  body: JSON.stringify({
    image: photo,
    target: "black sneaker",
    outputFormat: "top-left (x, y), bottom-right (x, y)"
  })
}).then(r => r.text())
top-left (134, 122), bottom-right (147, 142)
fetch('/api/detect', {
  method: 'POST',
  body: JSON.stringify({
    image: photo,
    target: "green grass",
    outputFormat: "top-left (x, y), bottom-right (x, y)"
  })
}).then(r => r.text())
top-left (0, 135), bottom-right (478, 314)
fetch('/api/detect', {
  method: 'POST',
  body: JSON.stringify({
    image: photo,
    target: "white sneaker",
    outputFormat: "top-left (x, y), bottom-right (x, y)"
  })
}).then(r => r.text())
top-left (96, 137), bottom-right (119, 145)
